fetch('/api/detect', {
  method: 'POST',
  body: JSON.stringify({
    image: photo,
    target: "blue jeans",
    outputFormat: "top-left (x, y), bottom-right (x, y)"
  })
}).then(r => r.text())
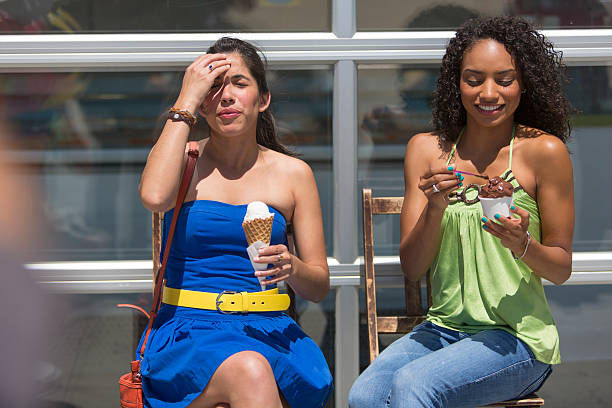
top-left (349, 321), bottom-right (552, 408)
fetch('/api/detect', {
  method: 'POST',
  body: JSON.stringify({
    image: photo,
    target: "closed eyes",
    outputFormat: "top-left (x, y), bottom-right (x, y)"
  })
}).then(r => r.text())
top-left (465, 79), bottom-right (515, 87)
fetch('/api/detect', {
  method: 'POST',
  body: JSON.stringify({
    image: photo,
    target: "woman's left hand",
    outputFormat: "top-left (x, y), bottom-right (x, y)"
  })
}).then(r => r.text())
top-left (481, 205), bottom-right (531, 256)
top-left (253, 244), bottom-right (294, 286)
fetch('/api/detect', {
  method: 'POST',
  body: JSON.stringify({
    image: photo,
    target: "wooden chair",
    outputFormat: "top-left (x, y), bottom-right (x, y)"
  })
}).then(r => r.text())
top-left (152, 212), bottom-right (297, 320)
top-left (362, 188), bottom-right (544, 408)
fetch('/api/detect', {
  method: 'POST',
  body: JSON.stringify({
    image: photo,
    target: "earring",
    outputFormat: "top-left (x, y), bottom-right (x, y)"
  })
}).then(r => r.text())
top-left (521, 88), bottom-right (527, 94)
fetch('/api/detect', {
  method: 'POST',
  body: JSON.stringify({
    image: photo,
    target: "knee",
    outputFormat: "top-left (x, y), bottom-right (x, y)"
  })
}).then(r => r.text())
top-left (348, 373), bottom-right (384, 408)
top-left (391, 367), bottom-right (438, 406)
top-left (348, 381), bottom-right (371, 408)
top-left (225, 351), bottom-right (275, 389)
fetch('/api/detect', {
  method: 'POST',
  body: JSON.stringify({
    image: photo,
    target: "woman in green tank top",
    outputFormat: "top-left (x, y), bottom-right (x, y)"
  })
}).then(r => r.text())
top-left (349, 16), bottom-right (574, 408)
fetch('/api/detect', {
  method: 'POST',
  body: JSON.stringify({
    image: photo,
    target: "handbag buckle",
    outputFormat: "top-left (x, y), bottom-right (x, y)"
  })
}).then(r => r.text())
top-left (216, 290), bottom-right (239, 314)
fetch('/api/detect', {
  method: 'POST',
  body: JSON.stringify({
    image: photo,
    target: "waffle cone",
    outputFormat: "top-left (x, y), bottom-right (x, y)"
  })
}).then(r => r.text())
top-left (242, 215), bottom-right (274, 246)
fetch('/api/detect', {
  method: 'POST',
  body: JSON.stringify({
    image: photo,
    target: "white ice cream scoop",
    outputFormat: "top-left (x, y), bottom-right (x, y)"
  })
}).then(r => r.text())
top-left (244, 201), bottom-right (272, 221)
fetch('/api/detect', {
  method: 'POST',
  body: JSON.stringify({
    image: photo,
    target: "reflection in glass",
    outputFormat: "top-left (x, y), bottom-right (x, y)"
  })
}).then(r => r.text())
top-left (357, 65), bottom-right (612, 252)
top-left (357, 0), bottom-right (612, 31)
top-left (1, 68), bottom-right (333, 261)
top-left (0, 0), bottom-right (330, 34)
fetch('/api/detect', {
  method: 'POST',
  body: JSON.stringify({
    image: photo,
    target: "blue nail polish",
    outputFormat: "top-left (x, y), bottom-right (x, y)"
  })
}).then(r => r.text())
top-left (483, 225), bottom-right (487, 230)
top-left (494, 213), bottom-right (501, 219)
top-left (481, 217), bottom-right (487, 223)
top-left (459, 182), bottom-right (463, 186)
top-left (460, 176), bottom-right (464, 181)
top-left (510, 205), bottom-right (516, 211)
top-left (447, 166), bottom-right (453, 171)
top-left (455, 172), bottom-right (460, 177)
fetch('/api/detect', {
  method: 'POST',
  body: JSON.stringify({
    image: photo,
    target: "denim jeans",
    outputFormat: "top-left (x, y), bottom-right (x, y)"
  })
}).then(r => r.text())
top-left (348, 321), bottom-right (552, 408)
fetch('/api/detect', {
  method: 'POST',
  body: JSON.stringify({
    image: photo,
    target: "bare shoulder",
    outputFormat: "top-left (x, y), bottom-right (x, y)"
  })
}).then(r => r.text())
top-left (405, 131), bottom-right (445, 163)
top-left (264, 148), bottom-right (314, 180)
top-left (406, 131), bottom-right (439, 151)
top-left (517, 125), bottom-right (569, 163)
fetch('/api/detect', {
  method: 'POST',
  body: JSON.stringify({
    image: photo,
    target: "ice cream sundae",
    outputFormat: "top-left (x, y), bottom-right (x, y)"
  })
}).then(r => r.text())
top-left (479, 177), bottom-right (514, 219)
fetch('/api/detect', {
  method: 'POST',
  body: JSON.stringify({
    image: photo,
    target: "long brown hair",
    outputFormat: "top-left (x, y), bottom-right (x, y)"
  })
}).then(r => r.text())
top-left (207, 37), bottom-right (298, 157)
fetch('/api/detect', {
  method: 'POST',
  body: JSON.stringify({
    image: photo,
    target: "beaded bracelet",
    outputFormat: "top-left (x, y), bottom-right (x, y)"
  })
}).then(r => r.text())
top-left (168, 108), bottom-right (197, 128)
top-left (513, 231), bottom-right (531, 261)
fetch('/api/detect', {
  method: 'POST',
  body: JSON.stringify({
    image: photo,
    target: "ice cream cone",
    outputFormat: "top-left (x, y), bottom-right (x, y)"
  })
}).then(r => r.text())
top-left (242, 215), bottom-right (274, 246)
top-left (243, 202), bottom-right (275, 290)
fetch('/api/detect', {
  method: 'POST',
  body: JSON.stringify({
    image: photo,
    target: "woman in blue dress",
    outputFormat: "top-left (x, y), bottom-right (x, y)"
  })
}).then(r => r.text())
top-left (138, 37), bottom-right (333, 408)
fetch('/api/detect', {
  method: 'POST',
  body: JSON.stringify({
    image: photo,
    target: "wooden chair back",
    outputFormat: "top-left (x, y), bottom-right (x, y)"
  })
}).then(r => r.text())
top-left (362, 188), bottom-right (430, 364)
top-left (361, 188), bottom-right (544, 408)
top-left (152, 212), bottom-right (297, 321)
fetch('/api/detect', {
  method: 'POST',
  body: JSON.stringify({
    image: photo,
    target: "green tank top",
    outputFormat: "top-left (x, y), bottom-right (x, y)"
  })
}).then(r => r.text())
top-left (427, 125), bottom-right (560, 364)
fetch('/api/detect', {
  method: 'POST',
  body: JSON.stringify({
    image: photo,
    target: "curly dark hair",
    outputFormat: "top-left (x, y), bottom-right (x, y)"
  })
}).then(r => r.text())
top-left (432, 16), bottom-right (571, 147)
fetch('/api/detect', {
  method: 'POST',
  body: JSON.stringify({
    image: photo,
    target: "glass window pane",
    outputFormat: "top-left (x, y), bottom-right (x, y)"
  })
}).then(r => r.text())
top-left (357, 65), bottom-right (437, 256)
top-left (0, 0), bottom-right (331, 34)
top-left (2, 67), bottom-right (333, 261)
top-left (567, 66), bottom-right (612, 251)
top-left (357, 64), bottom-right (612, 252)
top-left (357, 0), bottom-right (612, 31)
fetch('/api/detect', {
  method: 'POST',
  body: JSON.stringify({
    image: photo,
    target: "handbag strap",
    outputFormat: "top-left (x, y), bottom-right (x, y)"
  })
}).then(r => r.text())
top-left (138, 141), bottom-right (199, 359)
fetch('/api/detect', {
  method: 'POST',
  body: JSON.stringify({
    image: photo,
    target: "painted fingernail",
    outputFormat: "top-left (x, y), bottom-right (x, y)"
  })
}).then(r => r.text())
top-left (510, 205), bottom-right (516, 211)
top-left (494, 213), bottom-right (501, 219)
top-left (459, 182), bottom-right (463, 186)
top-left (455, 172), bottom-right (460, 177)
top-left (447, 166), bottom-right (453, 171)
top-left (460, 176), bottom-right (464, 181)
top-left (481, 217), bottom-right (487, 223)
top-left (483, 225), bottom-right (487, 230)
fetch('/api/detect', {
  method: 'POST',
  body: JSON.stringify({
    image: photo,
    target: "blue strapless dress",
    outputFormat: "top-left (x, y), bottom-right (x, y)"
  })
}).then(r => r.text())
top-left (138, 200), bottom-right (333, 408)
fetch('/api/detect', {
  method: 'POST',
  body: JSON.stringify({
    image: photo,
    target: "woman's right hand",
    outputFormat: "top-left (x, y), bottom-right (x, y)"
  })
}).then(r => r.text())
top-left (418, 165), bottom-right (462, 211)
top-left (174, 53), bottom-right (231, 112)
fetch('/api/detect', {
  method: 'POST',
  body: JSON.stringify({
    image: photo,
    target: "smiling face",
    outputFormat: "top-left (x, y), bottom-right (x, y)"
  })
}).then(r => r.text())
top-left (200, 52), bottom-right (270, 138)
top-left (460, 39), bottom-right (523, 129)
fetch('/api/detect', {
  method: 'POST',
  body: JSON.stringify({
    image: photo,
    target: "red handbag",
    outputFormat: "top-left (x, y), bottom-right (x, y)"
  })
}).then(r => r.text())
top-left (118, 142), bottom-right (199, 408)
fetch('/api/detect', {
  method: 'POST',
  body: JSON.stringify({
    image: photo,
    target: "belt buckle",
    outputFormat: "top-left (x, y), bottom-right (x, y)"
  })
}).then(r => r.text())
top-left (216, 290), bottom-right (239, 314)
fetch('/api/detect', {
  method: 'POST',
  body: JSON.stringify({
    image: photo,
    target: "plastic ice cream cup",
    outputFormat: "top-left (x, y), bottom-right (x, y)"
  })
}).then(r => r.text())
top-left (479, 194), bottom-right (513, 220)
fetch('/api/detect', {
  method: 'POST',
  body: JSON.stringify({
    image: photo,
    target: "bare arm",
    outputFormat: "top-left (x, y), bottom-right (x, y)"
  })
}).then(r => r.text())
top-left (399, 134), bottom-right (461, 281)
top-left (256, 161), bottom-right (330, 302)
top-left (485, 137), bottom-right (574, 284)
top-left (139, 54), bottom-right (230, 211)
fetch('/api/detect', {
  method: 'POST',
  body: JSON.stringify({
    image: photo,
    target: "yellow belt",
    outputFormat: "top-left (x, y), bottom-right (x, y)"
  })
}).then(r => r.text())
top-left (162, 286), bottom-right (290, 314)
